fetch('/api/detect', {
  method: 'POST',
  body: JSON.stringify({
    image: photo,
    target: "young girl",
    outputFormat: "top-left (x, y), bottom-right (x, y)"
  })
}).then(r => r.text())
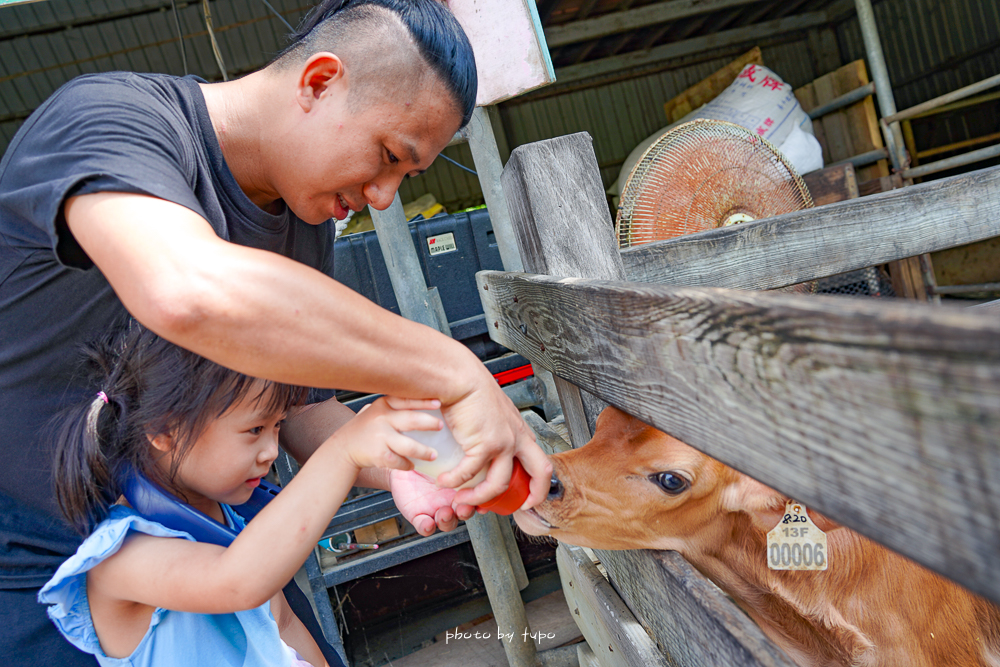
top-left (38, 323), bottom-right (443, 666)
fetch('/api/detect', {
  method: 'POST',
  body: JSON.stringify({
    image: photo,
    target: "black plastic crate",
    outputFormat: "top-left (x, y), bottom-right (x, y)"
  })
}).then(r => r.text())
top-left (333, 207), bottom-right (509, 362)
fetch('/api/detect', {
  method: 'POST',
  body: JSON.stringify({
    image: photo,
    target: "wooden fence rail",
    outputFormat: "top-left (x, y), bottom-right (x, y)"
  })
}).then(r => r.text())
top-left (485, 132), bottom-right (1000, 664)
top-left (620, 165), bottom-right (1000, 290)
top-left (479, 271), bottom-right (1000, 603)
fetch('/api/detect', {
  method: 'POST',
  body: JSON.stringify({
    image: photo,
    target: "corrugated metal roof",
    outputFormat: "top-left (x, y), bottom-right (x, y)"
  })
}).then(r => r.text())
top-left (0, 0), bottom-right (307, 145)
top-left (1, 0), bottom-right (997, 211)
top-left (837, 0), bottom-right (1000, 109)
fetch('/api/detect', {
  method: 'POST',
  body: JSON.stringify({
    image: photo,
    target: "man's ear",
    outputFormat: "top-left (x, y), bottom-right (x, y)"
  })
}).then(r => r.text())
top-left (295, 52), bottom-right (346, 111)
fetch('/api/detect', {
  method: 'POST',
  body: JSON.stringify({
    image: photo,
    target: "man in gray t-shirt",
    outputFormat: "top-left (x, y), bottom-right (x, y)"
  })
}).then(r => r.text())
top-left (0, 0), bottom-right (550, 664)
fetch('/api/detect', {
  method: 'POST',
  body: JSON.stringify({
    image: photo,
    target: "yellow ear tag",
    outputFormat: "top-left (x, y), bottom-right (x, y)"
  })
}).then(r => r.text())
top-left (766, 500), bottom-right (828, 571)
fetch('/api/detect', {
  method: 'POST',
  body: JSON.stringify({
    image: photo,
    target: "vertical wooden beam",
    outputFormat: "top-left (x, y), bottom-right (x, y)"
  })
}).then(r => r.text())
top-left (500, 132), bottom-right (622, 437)
top-left (370, 194), bottom-right (451, 334)
top-left (463, 105), bottom-right (536, 665)
top-left (497, 133), bottom-right (792, 666)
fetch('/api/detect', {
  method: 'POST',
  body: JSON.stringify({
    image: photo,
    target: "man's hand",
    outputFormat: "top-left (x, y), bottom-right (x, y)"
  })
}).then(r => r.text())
top-left (388, 470), bottom-right (475, 536)
top-left (437, 373), bottom-right (552, 510)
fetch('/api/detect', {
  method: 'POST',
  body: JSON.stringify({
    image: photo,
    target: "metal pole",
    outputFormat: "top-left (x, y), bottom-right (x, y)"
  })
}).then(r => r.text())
top-left (854, 0), bottom-right (943, 303)
top-left (371, 190), bottom-right (536, 665)
top-left (933, 282), bottom-right (1000, 295)
top-left (853, 0), bottom-right (906, 171)
top-left (808, 82), bottom-right (876, 119)
top-left (828, 147), bottom-right (889, 170)
top-left (902, 143), bottom-right (1000, 180)
top-left (883, 73), bottom-right (1000, 125)
top-left (466, 106), bottom-right (525, 273)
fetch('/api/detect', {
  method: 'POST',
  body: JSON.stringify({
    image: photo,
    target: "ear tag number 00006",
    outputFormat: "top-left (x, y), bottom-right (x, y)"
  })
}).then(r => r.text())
top-left (766, 500), bottom-right (828, 571)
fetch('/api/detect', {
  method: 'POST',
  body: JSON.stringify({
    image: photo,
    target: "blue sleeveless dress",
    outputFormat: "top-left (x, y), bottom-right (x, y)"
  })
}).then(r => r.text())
top-left (38, 504), bottom-right (298, 666)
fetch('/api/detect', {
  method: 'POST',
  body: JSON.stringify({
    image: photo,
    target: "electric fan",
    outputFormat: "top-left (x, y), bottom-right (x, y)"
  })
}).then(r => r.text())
top-left (615, 120), bottom-right (814, 292)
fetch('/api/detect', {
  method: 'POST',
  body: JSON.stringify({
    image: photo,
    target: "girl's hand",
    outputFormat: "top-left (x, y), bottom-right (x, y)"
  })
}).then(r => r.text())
top-left (336, 397), bottom-right (443, 471)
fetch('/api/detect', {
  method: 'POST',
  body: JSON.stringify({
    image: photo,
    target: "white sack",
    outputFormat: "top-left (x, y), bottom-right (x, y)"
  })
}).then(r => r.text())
top-left (611, 64), bottom-right (824, 200)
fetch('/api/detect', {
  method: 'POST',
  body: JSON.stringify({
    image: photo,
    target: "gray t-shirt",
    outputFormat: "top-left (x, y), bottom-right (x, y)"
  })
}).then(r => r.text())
top-left (0, 72), bottom-right (336, 586)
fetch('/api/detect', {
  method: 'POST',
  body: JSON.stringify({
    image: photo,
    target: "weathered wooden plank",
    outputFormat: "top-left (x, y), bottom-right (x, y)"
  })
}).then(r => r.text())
top-left (801, 162), bottom-right (858, 207)
top-left (478, 270), bottom-right (1000, 604)
top-left (813, 73), bottom-right (856, 165)
top-left (557, 545), bottom-right (673, 667)
top-left (500, 132), bottom-right (623, 283)
top-left (545, 0), bottom-right (764, 48)
top-left (499, 132), bottom-right (790, 666)
top-left (599, 549), bottom-right (797, 667)
top-left (620, 165), bottom-right (1000, 290)
top-left (501, 131), bottom-right (620, 434)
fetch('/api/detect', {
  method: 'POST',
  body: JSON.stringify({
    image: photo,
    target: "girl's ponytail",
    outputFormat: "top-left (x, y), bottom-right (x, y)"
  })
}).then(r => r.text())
top-left (51, 392), bottom-right (121, 534)
top-left (49, 321), bottom-right (307, 534)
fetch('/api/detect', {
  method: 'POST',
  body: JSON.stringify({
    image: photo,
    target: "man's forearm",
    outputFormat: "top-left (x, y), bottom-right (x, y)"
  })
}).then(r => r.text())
top-left (280, 399), bottom-right (355, 464)
top-left (66, 192), bottom-right (485, 401)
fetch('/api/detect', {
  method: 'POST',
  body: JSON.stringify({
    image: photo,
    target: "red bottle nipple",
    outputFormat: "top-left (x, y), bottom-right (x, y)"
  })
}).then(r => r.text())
top-left (477, 459), bottom-right (531, 515)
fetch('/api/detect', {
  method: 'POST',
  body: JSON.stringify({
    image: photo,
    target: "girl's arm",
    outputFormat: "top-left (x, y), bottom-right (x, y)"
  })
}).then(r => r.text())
top-left (65, 192), bottom-right (551, 509)
top-left (281, 398), bottom-right (472, 535)
top-left (86, 398), bottom-right (440, 615)
top-left (271, 592), bottom-right (328, 667)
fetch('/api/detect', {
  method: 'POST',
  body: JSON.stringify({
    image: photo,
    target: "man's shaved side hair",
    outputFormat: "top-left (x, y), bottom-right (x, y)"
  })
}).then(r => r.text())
top-left (273, 6), bottom-right (424, 111)
top-left (272, 0), bottom-right (477, 126)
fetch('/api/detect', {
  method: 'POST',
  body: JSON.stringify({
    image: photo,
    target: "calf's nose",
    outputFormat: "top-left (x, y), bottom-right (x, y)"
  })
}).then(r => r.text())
top-left (548, 472), bottom-right (564, 501)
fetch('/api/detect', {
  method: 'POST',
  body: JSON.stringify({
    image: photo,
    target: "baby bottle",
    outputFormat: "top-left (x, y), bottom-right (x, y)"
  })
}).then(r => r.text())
top-left (403, 409), bottom-right (530, 515)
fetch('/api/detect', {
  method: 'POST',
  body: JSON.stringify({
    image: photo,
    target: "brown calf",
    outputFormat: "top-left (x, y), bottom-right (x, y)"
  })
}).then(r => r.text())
top-left (514, 407), bottom-right (1000, 667)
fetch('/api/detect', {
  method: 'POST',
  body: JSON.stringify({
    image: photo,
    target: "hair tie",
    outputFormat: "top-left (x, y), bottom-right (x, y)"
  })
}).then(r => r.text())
top-left (86, 392), bottom-right (108, 441)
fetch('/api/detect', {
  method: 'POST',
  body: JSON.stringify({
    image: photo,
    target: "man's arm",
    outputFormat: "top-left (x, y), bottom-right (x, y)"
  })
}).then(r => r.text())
top-left (66, 192), bottom-right (551, 507)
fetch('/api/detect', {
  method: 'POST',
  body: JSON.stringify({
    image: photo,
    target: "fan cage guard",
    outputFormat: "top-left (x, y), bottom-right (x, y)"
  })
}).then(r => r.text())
top-left (615, 119), bottom-right (814, 250)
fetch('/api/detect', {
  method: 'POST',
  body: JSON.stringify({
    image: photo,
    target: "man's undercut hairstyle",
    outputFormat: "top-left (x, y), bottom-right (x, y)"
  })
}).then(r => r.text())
top-left (277, 0), bottom-right (477, 127)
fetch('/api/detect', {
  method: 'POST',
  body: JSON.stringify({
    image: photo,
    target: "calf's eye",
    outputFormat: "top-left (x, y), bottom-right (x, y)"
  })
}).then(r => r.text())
top-left (651, 471), bottom-right (689, 495)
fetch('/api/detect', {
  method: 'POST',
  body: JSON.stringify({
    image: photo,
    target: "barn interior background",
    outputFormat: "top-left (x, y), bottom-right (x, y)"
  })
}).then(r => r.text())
top-left (1, 0), bottom-right (997, 213)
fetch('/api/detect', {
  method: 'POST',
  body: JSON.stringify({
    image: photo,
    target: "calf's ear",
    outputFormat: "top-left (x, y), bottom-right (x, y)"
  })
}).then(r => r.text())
top-left (721, 476), bottom-right (786, 531)
top-left (722, 476), bottom-right (847, 533)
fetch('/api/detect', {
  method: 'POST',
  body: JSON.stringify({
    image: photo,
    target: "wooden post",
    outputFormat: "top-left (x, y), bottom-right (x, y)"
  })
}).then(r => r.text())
top-left (372, 190), bottom-right (533, 664)
top-left (500, 132), bottom-right (621, 437)
top-left (369, 194), bottom-right (451, 334)
top-left (465, 513), bottom-right (536, 667)
top-left (497, 132), bottom-right (796, 666)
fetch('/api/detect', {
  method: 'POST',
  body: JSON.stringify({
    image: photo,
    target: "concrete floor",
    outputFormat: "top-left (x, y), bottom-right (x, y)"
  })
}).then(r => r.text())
top-left (383, 589), bottom-right (584, 667)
